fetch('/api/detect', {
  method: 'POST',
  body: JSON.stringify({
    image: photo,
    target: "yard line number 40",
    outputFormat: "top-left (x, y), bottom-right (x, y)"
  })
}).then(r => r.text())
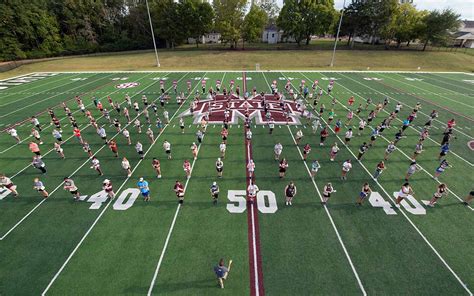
top-left (0, 189), bottom-right (425, 215)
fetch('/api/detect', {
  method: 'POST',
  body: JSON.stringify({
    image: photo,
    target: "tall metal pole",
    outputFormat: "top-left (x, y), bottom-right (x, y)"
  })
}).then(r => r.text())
top-left (330, 0), bottom-right (346, 67)
top-left (146, 0), bottom-right (161, 67)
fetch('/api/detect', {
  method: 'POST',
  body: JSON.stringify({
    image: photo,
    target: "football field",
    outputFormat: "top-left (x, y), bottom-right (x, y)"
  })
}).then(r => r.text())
top-left (0, 70), bottom-right (473, 295)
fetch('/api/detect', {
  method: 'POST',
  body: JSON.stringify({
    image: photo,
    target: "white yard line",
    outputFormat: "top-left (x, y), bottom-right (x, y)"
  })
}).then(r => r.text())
top-left (41, 72), bottom-right (198, 295)
top-left (287, 72), bottom-right (473, 295)
top-left (286, 126), bottom-right (367, 295)
top-left (416, 73), bottom-right (474, 94)
top-left (386, 73), bottom-right (473, 108)
top-left (0, 73), bottom-right (84, 106)
top-left (0, 73), bottom-right (117, 119)
top-left (0, 73), bottom-right (169, 241)
top-left (336, 73), bottom-right (474, 166)
top-left (261, 72), bottom-right (367, 295)
top-left (300, 72), bottom-right (474, 210)
top-left (338, 72), bottom-right (474, 139)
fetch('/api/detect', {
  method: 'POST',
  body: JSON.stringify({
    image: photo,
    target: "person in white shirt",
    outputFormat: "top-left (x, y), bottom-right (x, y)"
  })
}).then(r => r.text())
top-left (0, 174), bottom-right (18, 196)
top-left (312, 118), bottom-right (321, 134)
top-left (219, 142), bottom-right (227, 158)
top-left (122, 128), bottom-right (131, 145)
top-left (274, 143), bottom-right (283, 160)
top-left (358, 119), bottom-right (367, 136)
top-left (163, 110), bottom-right (169, 124)
top-left (344, 128), bottom-right (353, 144)
top-left (146, 128), bottom-right (154, 143)
top-left (97, 127), bottom-right (107, 143)
top-left (247, 159), bottom-right (255, 179)
top-left (121, 157), bottom-right (132, 177)
top-left (295, 130), bottom-right (303, 144)
top-left (163, 140), bottom-right (172, 159)
top-left (135, 141), bottom-right (144, 160)
top-left (341, 159), bottom-right (352, 180)
top-left (31, 128), bottom-right (43, 144)
top-left (246, 129), bottom-right (252, 141)
top-left (91, 157), bottom-right (103, 176)
top-left (247, 181), bottom-right (259, 202)
top-left (395, 182), bottom-right (414, 207)
top-left (8, 128), bottom-right (20, 143)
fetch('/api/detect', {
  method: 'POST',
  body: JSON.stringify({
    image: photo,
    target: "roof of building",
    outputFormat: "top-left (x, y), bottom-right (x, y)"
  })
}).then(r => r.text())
top-left (264, 24), bottom-right (279, 32)
top-left (456, 32), bottom-right (474, 40)
top-left (461, 20), bottom-right (474, 28)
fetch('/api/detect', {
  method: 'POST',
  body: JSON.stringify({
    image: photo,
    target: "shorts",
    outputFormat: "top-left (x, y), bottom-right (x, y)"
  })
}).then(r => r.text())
top-left (323, 193), bottom-right (330, 198)
top-left (398, 191), bottom-right (408, 198)
top-left (111, 148), bottom-right (118, 153)
top-left (138, 151), bottom-right (144, 155)
top-left (359, 192), bottom-right (368, 199)
top-left (371, 136), bottom-right (376, 141)
top-left (34, 151), bottom-right (41, 155)
top-left (440, 151), bottom-right (447, 156)
top-left (335, 127), bottom-right (340, 133)
top-left (279, 168), bottom-right (286, 173)
top-left (435, 168), bottom-right (444, 173)
top-left (5, 183), bottom-right (14, 189)
top-left (222, 136), bottom-right (227, 141)
top-left (37, 187), bottom-right (45, 192)
top-left (141, 191), bottom-right (150, 197)
top-left (166, 150), bottom-right (171, 154)
top-left (216, 167), bottom-right (223, 172)
top-left (212, 193), bottom-right (219, 199)
top-left (180, 126), bottom-right (184, 129)
top-left (345, 138), bottom-right (351, 142)
top-left (70, 190), bottom-right (78, 195)
top-left (359, 127), bottom-right (364, 131)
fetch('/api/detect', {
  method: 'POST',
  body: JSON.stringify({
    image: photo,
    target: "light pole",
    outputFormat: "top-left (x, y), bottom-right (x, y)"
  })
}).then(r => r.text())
top-left (330, 0), bottom-right (346, 67)
top-left (145, 0), bottom-right (161, 67)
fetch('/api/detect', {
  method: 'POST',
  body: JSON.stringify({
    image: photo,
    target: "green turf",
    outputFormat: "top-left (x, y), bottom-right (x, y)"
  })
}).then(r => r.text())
top-left (0, 71), bottom-right (473, 295)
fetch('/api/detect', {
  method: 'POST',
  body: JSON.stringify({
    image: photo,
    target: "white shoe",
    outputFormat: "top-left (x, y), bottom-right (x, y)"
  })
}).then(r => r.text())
top-left (289, 201), bottom-right (292, 205)
top-left (158, 175), bottom-right (162, 178)
top-left (286, 201), bottom-right (289, 205)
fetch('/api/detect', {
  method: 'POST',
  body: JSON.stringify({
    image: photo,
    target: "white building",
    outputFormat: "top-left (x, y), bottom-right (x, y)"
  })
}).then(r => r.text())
top-left (188, 32), bottom-right (221, 44)
top-left (262, 25), bottom-right (280, 44)
top-left (454, 20), bottom-right (474, 48)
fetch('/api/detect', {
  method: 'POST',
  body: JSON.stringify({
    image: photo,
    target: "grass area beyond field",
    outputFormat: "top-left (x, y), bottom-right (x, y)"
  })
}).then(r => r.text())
top-left (1, 49), bottom-right (473, 80)
top-left (0, 71), bottom-right (472, 295)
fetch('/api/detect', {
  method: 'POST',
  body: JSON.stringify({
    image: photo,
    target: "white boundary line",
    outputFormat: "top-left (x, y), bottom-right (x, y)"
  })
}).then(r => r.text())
top-left (261, 72), bottom-right (367, 295)
top-left (42, 72), bottom-right (196, 295)
top-left (33, 70), bottom-right (471, 74)
top-left (0, 72), bottom-right (166, 240)
top-left (283, 72), bottom-right (473, 295)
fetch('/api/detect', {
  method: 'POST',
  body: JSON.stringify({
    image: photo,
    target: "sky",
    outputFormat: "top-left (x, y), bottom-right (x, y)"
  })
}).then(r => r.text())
top-left (275, 0), bottom-right (474, 20)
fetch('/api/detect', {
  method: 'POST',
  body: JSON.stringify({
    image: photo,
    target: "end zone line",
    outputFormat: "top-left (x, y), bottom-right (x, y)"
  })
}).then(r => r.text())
top-left (286, 73), bottom-right (472, 295)
top-left (41, 72), bottom-right (192, 295)
top-left (0, 73), bottom-right (168, 241)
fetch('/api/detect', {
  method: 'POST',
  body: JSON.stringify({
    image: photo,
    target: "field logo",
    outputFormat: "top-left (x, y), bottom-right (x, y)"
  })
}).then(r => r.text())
top-left (179, 93), bottom-right (304, 125)
top-left (115, 82), bottom-right (140, 89)
top-left (468, 140), bottom-right (474, 151)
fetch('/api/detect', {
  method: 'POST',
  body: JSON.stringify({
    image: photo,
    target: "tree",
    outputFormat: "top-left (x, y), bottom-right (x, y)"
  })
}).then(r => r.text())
top-left (154, 0), bottom-right (186, 49)
top-left (278, 0), bottom-right (336, 46)
top-left (214, 0), bottom-right (247, 48)
top-left (180, 0), bottom-right (214, 48)
top-left (419, 8), bottom-right (460, 51)
top-left (242, 5), bottom-right (268, 48)
top-left (380, 3), bottom-right (425, 48)
top-left (259, 0), bottom-right (280, 25)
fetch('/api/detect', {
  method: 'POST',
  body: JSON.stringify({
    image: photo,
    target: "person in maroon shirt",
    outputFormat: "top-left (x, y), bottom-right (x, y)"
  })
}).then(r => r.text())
top-left (174, 180), bottom-right (185, 204)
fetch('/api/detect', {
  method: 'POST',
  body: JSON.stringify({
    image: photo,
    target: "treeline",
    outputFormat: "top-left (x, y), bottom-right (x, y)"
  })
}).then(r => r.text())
top-left (0, 0), bottom-right (463, 61)
top-left (339, 0), bottom-right (461, 50)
